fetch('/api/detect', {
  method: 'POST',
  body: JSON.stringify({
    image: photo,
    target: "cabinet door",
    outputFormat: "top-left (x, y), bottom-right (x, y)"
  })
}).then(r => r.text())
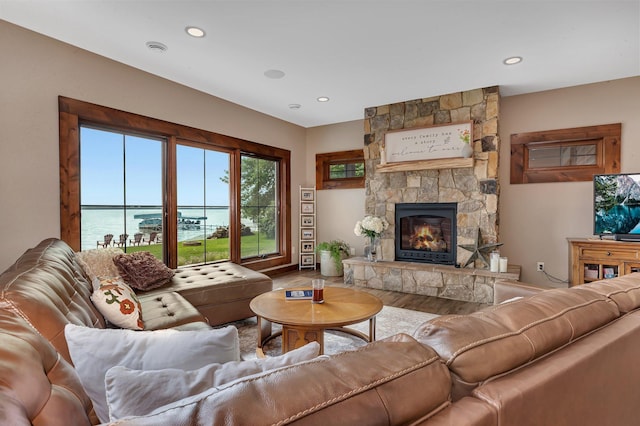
top-left (581, 261), bottom-right (622, 283)
top-left (624, 263), bottom-right (640, 275)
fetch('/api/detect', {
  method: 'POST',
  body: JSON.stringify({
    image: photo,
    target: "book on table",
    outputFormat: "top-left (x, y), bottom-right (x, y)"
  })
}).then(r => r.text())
top-left (285, 290), bottom-right (313, 300)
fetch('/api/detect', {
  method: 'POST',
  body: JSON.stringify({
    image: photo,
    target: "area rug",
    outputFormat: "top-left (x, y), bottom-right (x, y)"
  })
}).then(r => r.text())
top-left (232, 306), bottom-right (439, 359)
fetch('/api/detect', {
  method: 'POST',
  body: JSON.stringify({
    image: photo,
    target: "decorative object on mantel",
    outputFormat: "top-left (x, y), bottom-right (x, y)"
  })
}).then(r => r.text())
top-left (459, 127), bottom-right (473, 158)
top-left (384, 121), bottom-right (473, 163)
top-left (458, 228), bottom-right (503, 268)
top-left (354, 215), bottom-right (389, 262)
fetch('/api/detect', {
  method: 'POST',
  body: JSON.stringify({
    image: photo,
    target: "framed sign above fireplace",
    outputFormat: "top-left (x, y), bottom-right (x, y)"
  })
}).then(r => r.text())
top-left (384, 121), bottom-right (473, 163)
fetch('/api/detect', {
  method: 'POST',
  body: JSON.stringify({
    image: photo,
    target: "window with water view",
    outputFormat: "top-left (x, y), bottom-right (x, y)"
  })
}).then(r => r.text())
top-left (72, 103), bottom-right (290, 270)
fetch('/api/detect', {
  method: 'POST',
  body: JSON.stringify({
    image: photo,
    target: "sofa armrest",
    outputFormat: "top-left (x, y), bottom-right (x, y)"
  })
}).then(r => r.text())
top-left (493, 279), bottom-right (554, 304)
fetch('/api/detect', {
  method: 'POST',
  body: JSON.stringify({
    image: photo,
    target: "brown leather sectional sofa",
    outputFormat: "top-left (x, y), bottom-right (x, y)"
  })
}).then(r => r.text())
top-left (2, 238), bottom-right (640, 425)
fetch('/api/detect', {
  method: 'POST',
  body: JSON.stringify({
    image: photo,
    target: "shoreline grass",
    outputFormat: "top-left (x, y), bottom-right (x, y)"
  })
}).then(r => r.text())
top-left (126, 234), bottom-right (276, 266)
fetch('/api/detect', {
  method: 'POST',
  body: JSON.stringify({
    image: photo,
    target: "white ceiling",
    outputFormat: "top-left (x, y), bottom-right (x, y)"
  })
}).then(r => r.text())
top-left (1, 1), bottom-right (639, 128)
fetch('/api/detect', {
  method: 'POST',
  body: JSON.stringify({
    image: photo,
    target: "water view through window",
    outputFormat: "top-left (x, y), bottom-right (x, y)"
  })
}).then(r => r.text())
top-left (79, 126), bottom-right (277, 266)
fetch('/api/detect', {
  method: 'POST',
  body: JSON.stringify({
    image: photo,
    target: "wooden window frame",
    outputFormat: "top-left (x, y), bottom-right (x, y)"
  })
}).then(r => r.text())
top-left (315, 149), bottom-right (365, 190)
top-left (510, 123), bottom-right (621, 184)
top-left (59, 96), bottom-right (291, 270)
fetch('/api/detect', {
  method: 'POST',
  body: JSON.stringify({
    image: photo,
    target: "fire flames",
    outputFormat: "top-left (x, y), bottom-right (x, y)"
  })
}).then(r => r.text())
top-left (409, 224), bottom-right (447, 251)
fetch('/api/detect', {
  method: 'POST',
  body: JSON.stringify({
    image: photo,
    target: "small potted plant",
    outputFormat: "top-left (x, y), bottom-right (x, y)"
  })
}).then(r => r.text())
top-left (315, 240), bottom-right (351, 277)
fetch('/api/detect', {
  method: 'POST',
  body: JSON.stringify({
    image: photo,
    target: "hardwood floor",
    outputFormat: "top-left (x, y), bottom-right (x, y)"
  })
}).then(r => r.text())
top-left (271, 269), bottom-right (489, 315)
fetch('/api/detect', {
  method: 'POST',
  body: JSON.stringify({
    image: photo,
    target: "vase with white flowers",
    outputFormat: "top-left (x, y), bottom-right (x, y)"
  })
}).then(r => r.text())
top-left (354, 215), bottom-right (389, 262)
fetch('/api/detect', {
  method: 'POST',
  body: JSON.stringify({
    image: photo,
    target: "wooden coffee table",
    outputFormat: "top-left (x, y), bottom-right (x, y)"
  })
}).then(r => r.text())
top-left (249, 287), bottom-right (383, 356)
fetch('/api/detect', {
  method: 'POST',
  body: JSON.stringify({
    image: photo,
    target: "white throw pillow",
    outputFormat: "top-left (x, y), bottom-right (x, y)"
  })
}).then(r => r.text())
top-left (64, 323), bottom-right (240, 423)
top-left (105, 342), bottom-right (321, 421)
top-left (90, 277), bottom-right (143, 330)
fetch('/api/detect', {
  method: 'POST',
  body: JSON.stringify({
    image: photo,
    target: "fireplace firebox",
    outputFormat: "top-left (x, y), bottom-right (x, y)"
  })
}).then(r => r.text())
top-left (395, 203), bottom-right (457, 265)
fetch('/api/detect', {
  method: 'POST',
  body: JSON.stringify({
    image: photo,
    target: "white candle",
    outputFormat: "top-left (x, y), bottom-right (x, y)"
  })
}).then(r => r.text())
top-left (499, 257), bottom-right (508, 273)
top-left (490, 252), bottom-right (499, 272)
top-left (380, 145), bottom-right (387, 165)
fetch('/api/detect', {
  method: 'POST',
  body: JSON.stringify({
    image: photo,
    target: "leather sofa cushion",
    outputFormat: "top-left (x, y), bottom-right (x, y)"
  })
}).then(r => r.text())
top-left (471, 311), bottom-right (640, 426)
top-left (412, 287), bottom-right (619, 397)
top-left (101, 334), bottom-right (453, 426)
top-left (493, 279), bottom-right (552, 304)
top-left (142, 262), bottom-right (273, 325)
top-left (138, 291), bottom-right (208, 330)
top-left (0, 239), bottom-right (106, 364)
top-left (0, 310), bottom-right (94, 425)
top-left (166, 263), bottom-right (273, 306)
top-left (575, 272), bottom-right (640, 313)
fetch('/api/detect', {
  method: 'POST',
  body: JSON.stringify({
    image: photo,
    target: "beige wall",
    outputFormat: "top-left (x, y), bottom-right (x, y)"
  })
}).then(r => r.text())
top-left (0, 21), bottom-right (306, 271)
top-left (500, 76), bottom-right (640, 285)
top-left (305, 121), bottom-right (365, 255)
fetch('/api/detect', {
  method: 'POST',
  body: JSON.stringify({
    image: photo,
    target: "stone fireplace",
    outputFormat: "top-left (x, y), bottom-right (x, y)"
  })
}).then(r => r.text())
top-left (395, 202), bottom-right (457, 265)
top-left (343, 86), bottom-right (520, 304)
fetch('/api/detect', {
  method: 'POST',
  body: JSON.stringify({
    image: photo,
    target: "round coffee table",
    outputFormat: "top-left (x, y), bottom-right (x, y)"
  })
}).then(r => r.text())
top-left (249, 286), bottom-right (383, 356)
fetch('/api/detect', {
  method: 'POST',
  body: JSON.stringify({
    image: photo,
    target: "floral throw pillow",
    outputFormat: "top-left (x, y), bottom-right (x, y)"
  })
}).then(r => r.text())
top-left (113, 251), bottom-right (175, 291)
top-left (91, 277), bottom-right (143, 330)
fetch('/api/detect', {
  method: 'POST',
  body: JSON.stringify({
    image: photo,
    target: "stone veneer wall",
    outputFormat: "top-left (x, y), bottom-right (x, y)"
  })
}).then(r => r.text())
top-left (363, 86), bottom-right (500, 264)
top-left (344, 86), bottom-right (507, 303)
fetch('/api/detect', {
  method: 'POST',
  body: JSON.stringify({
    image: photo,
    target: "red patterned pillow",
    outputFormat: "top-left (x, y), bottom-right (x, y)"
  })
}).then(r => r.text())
top-left (91, 277), bottom-right (144, 330)
top-left (113, 251), bottom-right (175, 291)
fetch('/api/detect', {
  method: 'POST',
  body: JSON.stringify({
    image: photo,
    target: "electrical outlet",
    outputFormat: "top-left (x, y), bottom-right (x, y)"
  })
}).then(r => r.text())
top-left (537, 262), bottom-right (545, 272)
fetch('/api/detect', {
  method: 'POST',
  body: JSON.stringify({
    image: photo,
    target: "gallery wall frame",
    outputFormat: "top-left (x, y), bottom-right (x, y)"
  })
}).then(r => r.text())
top-left (301, 254), bottom-right (315, 265)
top-left (301, 189), bottom-right (315, 201)
top-left (301, 203), bottom-right (315, 214)
top-left (301, 215), bottom-right (314, 227)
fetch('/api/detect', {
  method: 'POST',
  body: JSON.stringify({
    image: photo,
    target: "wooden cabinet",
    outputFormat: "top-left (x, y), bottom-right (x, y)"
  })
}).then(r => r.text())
top-left (569, 238), bottom-right (640, 286)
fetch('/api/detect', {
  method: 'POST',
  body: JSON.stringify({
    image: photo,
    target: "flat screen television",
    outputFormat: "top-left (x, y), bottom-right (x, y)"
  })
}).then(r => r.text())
top-left (594, 173), bottom-right (640, 239)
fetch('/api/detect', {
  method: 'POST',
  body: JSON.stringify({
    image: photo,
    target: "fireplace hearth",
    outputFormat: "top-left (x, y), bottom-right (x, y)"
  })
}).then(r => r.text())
top-left (395, 203), bottom-right (457, 265)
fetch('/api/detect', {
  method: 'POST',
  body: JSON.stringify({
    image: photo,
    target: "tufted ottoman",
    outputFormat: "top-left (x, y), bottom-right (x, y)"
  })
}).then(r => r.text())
top-left (141, 262), bottom-right (273, 326)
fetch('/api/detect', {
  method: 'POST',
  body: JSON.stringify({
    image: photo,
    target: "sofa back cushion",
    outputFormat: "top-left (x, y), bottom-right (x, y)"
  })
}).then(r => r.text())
top-left (575, 272), bottom-right (640, 314)
top-left (103, 334), bottom-right (453, 426)
top-left (471, 310), bottom-right (640, 426)
top-left (0, 238), bottom-right (105, 363)
top-left (0, 309), bottom-right (94, 425)
top-left (413, 287), bottom-right (619, 399)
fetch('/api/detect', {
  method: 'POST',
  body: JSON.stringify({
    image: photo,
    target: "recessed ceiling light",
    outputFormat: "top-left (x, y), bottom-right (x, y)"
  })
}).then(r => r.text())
top-left (146, 41), bottom-right (168, 53)
top-left (264, 69), bottom-right (285, 79)
top-left (503, 56), bottom-right (523, 65)
top-left (185, 26), bottom-right (206, 38)
top-left (317, 96), bottom-right (330, 102)
top-left (288, 104), bottom-right (301, 109)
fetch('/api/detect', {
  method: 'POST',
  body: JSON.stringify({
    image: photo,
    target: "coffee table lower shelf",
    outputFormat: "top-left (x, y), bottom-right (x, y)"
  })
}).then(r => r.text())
top-left (256, 316), bottom-right (377, 357)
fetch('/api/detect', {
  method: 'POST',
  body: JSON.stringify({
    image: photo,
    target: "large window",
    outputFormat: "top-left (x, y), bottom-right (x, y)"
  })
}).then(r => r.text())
top-left (176, 143), bottom-right (231, 265)
top-left (60, 97), bottom-right (291, 270)
top-left (240, 155), bottom-right (279, 258)
top-left (80, 127), bottom-right (164, 255)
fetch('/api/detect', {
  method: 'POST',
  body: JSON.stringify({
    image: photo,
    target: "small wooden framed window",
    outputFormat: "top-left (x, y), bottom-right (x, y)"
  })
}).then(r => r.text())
top-left (510, 123), bottom-right (621, 184)
top-left (316, 149), bottom-right (365, 190)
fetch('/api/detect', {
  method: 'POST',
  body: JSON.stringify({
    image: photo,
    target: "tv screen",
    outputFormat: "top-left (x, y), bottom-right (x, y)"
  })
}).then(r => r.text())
top-left (594, 173), bottom-right (640, 236)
